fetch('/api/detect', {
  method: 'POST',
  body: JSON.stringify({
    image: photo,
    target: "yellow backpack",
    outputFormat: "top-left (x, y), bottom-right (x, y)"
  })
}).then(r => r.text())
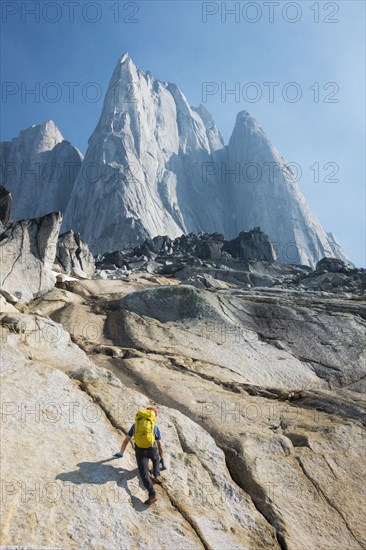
top-left (134, 409), bottom-right (156, 448)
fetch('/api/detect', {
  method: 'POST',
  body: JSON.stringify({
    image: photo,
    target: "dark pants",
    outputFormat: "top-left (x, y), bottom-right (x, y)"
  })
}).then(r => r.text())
top-left (135, 444), bottom-right (160, 497)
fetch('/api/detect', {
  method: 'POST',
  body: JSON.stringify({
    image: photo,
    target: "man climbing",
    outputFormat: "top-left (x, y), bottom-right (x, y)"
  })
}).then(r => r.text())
top-left (114, 406), bottom-right (166, 505)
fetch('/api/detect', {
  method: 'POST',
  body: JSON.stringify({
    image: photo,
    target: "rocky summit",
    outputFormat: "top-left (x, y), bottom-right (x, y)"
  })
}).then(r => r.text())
top-left (61, 54), bottom-right (348, 266)
top-left (1, 186), bottom-right (365, 549)
top-left (0, 53), bottom-right (348, 267)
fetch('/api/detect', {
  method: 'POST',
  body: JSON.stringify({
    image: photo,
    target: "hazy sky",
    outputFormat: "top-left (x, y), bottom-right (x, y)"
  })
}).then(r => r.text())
top-left (1, 0), bottom-right (365, 265)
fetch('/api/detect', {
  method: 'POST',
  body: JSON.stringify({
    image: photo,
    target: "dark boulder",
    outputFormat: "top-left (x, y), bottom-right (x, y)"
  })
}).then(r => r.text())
top-left (97, 250), bottom-right (129, 269)
top-left (315, 257), bottom-right (350, 274)
top-left (195, 234), bottom-right (224, 262)
top-left (223, 227), bottom-right (276, 262)
top-left (169, 232), bottom-right (224, 262)
top-left (152, 235), bottom-right (173, 254)
top-left (134, 238), bottom-right (158, 260)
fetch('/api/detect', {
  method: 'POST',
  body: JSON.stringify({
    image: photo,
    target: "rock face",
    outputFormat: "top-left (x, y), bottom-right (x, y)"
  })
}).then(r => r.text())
top-left (0, 308), bottom-right (279, 550)
top-left (0, 212), bottom-right (62, 303)
top-left (0, 185), bottom-right (12, 226)
top-left (0, 120), bottom-right (83, 219)
top-left (55, 230), bottom-right (95, 278)
top-left (62, 53), bottom-right (348, 267)
top-left (1, 273), bottom-right (364, 550)
top-left (117, 284), bottom-right (365, 391)
top-left (62, 54), bottom-right (226, 253)
top-left (225, 111), bottom-right (348, 265)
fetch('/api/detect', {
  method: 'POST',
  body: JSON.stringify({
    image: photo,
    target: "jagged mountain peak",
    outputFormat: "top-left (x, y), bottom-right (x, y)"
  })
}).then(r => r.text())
top-left (61, 54), bottom-right (349, 266)
top-left (0, 120), bottom-right (82, 220)
top-left (26, 119), bottom-right (61, 134)
top-left (3, 53), bottom-right (348, 266)
top-left (119, 51), bottom-right (130, 63)
top-left (15, 119), bottom-right (64, 153)
top-left (232, 110), bottom-right (265, 134)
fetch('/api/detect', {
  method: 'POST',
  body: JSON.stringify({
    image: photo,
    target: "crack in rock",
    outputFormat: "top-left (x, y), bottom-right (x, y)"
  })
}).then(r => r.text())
top-left (295, 456), bottom-right (363, 548)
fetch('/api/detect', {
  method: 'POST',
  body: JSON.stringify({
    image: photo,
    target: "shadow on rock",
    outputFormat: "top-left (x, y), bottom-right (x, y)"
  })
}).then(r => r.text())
top-left (56, 457), bottom-right (147, 511)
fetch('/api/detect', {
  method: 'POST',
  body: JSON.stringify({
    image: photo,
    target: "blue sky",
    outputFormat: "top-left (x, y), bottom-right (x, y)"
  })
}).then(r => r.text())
top-left (1, 0), bottom-right (365, 265)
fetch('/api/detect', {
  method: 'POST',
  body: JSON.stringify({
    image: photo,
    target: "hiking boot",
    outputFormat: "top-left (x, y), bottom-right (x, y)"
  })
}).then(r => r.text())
top-left (144, 496), bottom-right (158, 506)
top-left (152, 476), bottom-right (163, 485)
